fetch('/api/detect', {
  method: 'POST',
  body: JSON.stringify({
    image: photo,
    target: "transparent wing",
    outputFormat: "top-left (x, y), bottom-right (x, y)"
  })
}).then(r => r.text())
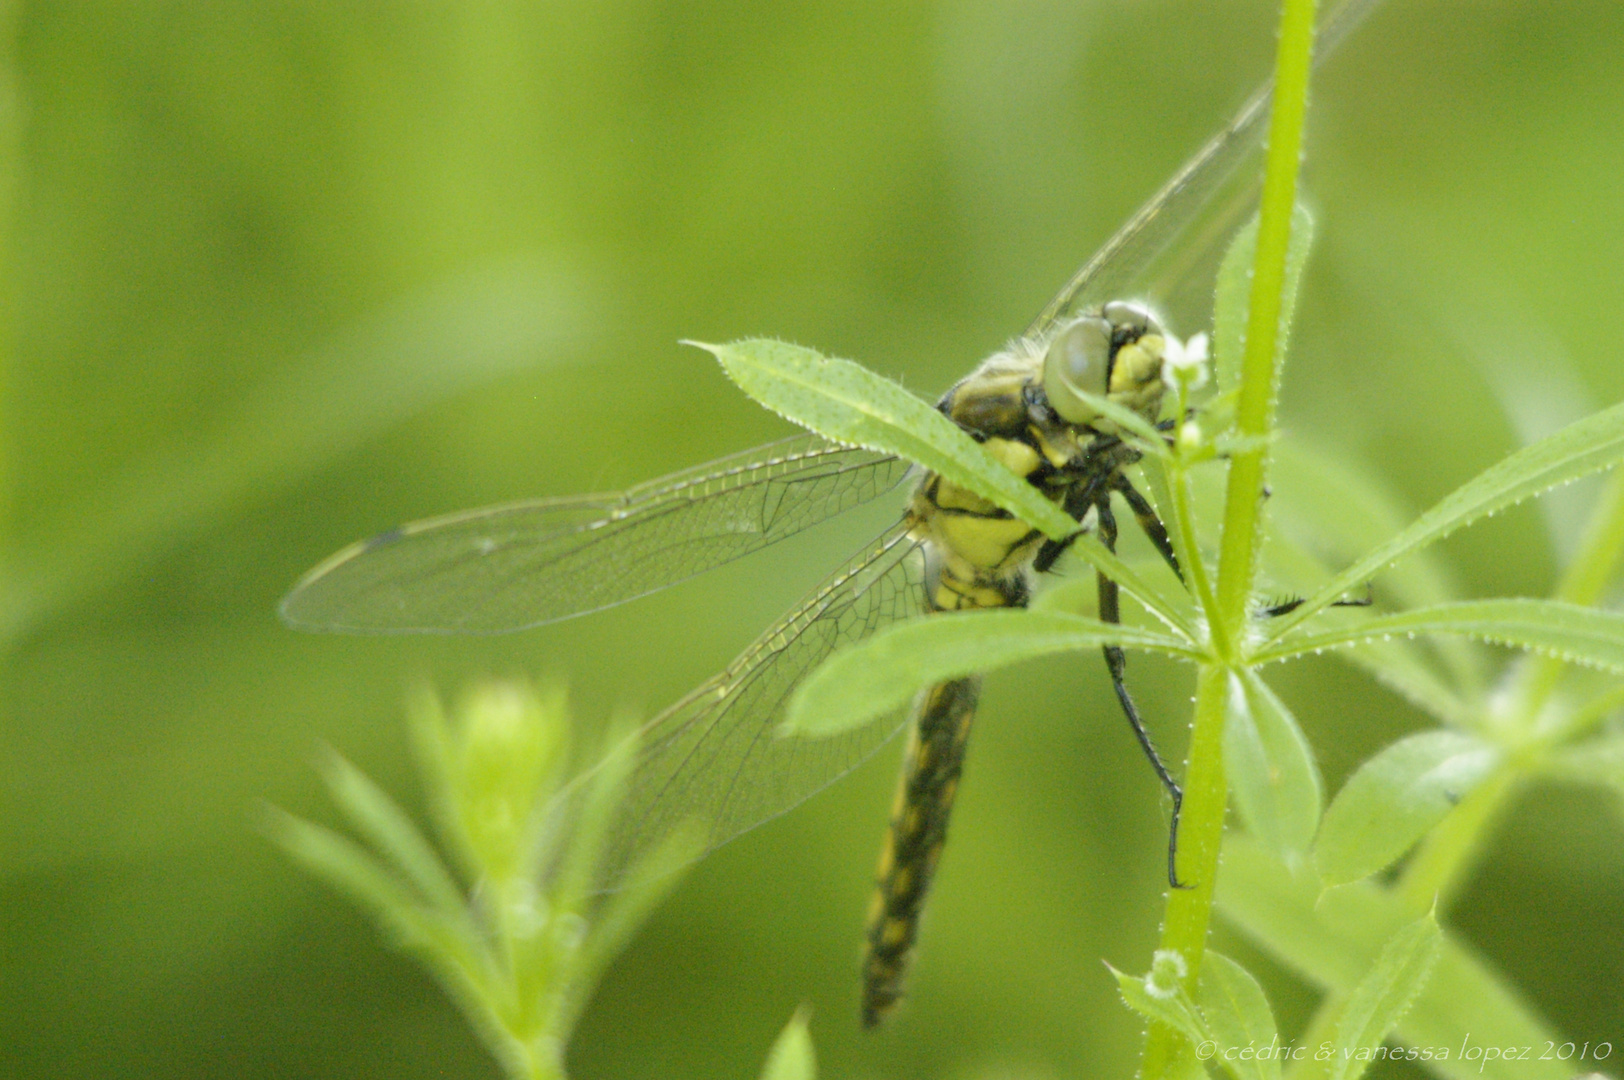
top-left (579, 523), bottom-right (930, 890)
top-left (280, 432), bottom-right (912, 632)
top-left (1026, 0), bottom-right (1383, 339)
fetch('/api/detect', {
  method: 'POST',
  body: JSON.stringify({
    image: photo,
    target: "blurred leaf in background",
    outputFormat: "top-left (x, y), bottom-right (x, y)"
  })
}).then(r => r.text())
top-left (6, 2), bottom-right (1624, 1079)
top-left (268, 680), bottom-right (701, 1080)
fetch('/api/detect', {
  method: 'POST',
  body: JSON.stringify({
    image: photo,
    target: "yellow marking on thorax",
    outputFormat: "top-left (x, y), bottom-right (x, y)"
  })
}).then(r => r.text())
top-left (911, 430), bottom-right (1054, 582)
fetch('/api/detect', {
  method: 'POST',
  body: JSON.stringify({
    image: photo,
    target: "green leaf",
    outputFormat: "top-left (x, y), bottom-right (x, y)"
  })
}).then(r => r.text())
top-left (1265, 438), bottom-right (1460, 609)
top-left (1326, 912), bottom-right (1443, 1080)
top-left (689, 339), bottom-right (1077, 540)
top-left (1198, 952), bottom-right (1282, 1080)
top-left (264, 807), bottom-right (494, 1000)
top-left (316, 747), bottom-right (466, 913)
top-left (1110, 961), bottom-right (1209, 1046)
top-left (1047, 383), bottom-right (1171, 456)
top-left (1223, 671), bottom-right (1322, 858)
top-left (1213, 214), bottom-right (1256, 394)
top-left (263, 806), bottom-right (424, 926)
top-left (782, 609), bottom-right (1197, 737)
top-left (548, 713), bottom-right (643, 912)
top-left (1315, 730), bottom-right (1499, 887)
top-left (1264, 399), bottom-right (1624, 639)
top-left (1031, 488), bottom-right (1200, 637)
top-left (1267, 435), bottom-right (1480, 693)
top-left (1554, 682), bottom-right (1624, 745)
top-left (1136, 455), bottom-right (1213, 621)
top-left (758, 1008), bottom-right (817, 1080)
top-left (1212, 203), bottom-right (1315, 394)
top-left (1545, 726), bottom-right (1624, 797)
top-left (1256, 598), bottom-right (1624, 674)
top-left (1216, 838), bottom-right (1567, 1080)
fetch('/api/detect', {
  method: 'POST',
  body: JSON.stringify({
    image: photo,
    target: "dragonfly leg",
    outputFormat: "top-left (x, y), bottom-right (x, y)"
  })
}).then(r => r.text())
top-left (1110, 472), bottom-right (1181, 581)
top-left (1259, 581), bottom-right (1374, 618)
top-left (1031, 473), bottom-right (1110, 574)
top-left (1096, 496), bottom-right (1188, 890)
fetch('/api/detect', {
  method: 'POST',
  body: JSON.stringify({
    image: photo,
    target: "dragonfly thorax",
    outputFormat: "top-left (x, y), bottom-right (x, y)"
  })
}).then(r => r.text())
top-left (910, 302), bottom-right (1173, 614)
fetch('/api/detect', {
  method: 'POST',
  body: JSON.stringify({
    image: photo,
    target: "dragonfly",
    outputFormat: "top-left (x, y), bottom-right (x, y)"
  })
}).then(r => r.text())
top-left (281, 0), bottom-right (1379, 1029)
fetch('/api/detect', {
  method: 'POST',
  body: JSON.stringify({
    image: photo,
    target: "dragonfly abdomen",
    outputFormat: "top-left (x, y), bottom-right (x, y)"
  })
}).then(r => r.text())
top-left (861, 674), bottom-right (981, 1028)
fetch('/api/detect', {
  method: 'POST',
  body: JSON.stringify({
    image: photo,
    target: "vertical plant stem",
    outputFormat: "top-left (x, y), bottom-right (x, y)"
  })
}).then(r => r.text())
top-left (1212, 0), bottom-right (1320, 648)
top-left (1137, 664), bottom-right (1230, 1079)
top-left (1167, 461), bottom-right (1221, 619)
top-left (1138, 1), bottom-right (1318, 1075)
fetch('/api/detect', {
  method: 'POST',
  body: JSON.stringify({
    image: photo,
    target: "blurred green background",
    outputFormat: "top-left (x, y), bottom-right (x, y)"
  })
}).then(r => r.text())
top-left (6, 1), bottom-right (1624, 1078)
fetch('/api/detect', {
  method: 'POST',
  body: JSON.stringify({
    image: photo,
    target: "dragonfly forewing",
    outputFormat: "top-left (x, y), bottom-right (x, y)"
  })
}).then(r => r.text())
top-left (280, 433), bottom-right (912, 633)
top-left (579, 523), bottom-right (930, 890)
top-left (1025, 0), bottom-right (1382, 342)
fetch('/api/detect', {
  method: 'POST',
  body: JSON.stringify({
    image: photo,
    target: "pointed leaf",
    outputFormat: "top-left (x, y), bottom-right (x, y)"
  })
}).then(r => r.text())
top-left (1333, 640), bottom-right (1474, 729)
top-left (690, 339), bottom-right (1076, 540)
top-left (783, 609), bottom-right (1196, 737)
top-left (1224, 671), bottom-right (1322, 858)
top-left (1343, 643), bottom-right (1470, 727)
top-left (316, 748), bottom-right (466, 912)
top-left (1213, 203), bottom-right (1315, 394)
top-left (1198, 952), bottom-right (1282, 1080)
top-left (1048, 384), bottom-right (1171, 456)
top-left (567, 820), bottom-right (705, 1036)
top-left (1326, 912), bottom-right (1443, 1080)
top-left (1110, 963), bottom-right (1209, 1046)
top-left (1315, 731), bottom-right (1499, 887)
top-left (759, 1008), bottom-right (817, 1080)
top-left (1545, 726), bottom-right (1624, 801)
top-left (1213, 215), bottom-right (1257, 394)
top-left (1136, 455), bottom-right (1213, 617)
top-left (1032, 525), bottom-right (1199, 638)
top-left (1265, 399), bottom-right (1624, 639)
top-left (1556, 682), bottom-right (1624, 745)
top-left (263, 806), bottom-right (424, 924)
top-left (1256, 598), bottom-right (1624, 674)
top-left (1216, 838), bottom-right (1567, 1080)
top-left (1268, 435), bottom-right (1481, 692)
top-left (549, 714), bottom-right (643, 912)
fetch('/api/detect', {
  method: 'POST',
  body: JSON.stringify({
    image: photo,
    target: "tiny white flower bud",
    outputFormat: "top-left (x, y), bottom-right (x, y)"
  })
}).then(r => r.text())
top-left (1146, 949), bottom-right (1189, 998)
top-left (1161, 331), bottom-right (1210, 391)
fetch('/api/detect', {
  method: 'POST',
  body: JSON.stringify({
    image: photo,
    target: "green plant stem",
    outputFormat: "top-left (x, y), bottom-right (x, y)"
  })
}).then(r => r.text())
top-left (517, 1038), bottom-right (566, 1080)
top-left (1138, 2), bottom-right (1318, 1074)
top-left (1211, 0), bottom-right (1319, 653)
top-left (1138, 664), bottom-right (1231, 1079)
top-left (1168, 460), bottom-right (1221, 620)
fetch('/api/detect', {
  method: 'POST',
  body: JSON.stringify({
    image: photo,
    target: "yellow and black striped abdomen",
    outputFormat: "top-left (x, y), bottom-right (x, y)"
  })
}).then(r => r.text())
top-left (861, 673), bottom-right (981, 1027)
top-left (861, 484), bottom-right (1032, 1026)
top-left (860, 364), bottom-right (1073, 1026)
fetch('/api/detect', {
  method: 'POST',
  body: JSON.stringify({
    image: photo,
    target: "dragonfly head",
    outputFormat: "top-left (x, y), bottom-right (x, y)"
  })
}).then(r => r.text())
top-left (1041, 301), bottom-right (1172, 432)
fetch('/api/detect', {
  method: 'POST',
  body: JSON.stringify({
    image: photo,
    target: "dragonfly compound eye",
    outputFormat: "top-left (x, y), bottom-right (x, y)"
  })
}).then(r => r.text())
top-left (1041, 315), bottom-right (1113, 425)
top-left (1102, 300), bottom-right (1164, 339)
top-left (1102, 301), bottom-right (1172, 417)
